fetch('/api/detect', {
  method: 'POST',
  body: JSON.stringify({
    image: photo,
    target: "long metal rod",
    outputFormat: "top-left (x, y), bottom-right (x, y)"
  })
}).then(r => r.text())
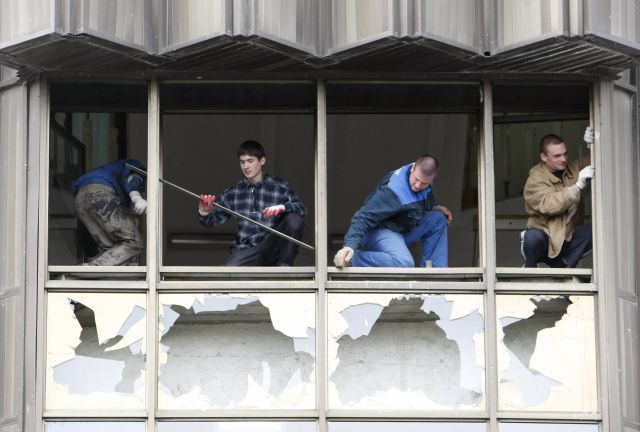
top-left (126, 163), bottom-right (315, 251)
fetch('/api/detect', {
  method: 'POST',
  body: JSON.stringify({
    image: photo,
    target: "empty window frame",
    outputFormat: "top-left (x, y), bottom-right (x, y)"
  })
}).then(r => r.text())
top-left (330, 422), bottom-right (487, 432)
top-left (48, 82), bottom-right (148, 267)
top-left (499, 423), bottom-right (598, 432)
top-left (157, 422), bottom-right (316, 432)
top-left (327, 293), bottom-right (485, 409)
top-left (158, 293), bottom-right (316, 410)
top-left (492, 84), bottom-right (592, 269)
top-left (496, 294), bottom-right (597, 412)
top-left (326, 82), bottom-right (481, 269)
top-left (160, 82), bottom-right (316, 267)
top-left (45, 422), bottom-right (146, 432)
top-left (45, 292), bottom-right (147, 410)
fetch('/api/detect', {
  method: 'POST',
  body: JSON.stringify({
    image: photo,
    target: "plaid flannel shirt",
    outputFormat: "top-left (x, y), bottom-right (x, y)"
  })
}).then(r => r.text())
top-left (199, 174), bottom-right (307, 249)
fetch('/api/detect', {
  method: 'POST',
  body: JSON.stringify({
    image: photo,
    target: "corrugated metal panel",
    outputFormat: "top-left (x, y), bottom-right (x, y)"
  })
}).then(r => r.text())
top-left (161, 0), bottom-right (227, 53)
top-left (253, 0), bottom-right (317, 55)
top-left (496, 0), bottom-right (565, 51)
top-left (1, 32), bottom-right (636, 77)
top-left (416, 0), bottom-right (481, 52)
top-left (0, 82), bottom-right (27, 432)
top-left (0, 0), bottom-right (51, 47)
top-left (81, 0), bottom-right (147, 49)
top-left (592, 0), bottom-right (640, 48)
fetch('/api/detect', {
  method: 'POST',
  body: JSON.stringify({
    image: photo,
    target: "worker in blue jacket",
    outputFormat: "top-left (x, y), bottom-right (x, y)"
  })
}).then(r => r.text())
top-left (73, 159), bottom-right (147, 266)
top-left (334, 155), bottom-right (452, 268)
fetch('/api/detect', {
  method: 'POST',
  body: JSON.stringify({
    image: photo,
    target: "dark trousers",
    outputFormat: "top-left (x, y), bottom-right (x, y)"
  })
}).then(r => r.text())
top-left (523, 224), bottom-right (592, 268)
top-left (225, 213), bottom-right (305, 266)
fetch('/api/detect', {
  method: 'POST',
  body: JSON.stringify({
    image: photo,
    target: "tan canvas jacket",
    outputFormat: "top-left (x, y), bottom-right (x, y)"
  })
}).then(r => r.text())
top-left (523, 155), bottom-right (590, 258)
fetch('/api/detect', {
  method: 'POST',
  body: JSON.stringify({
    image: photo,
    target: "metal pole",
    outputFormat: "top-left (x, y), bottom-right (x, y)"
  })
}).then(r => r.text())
top-left (125, 163), bottom-right (315, 251)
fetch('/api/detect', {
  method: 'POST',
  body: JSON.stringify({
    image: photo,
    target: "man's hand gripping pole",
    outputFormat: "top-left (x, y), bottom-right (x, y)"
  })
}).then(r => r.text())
top-left (125, 163), bottom-right (314, 251)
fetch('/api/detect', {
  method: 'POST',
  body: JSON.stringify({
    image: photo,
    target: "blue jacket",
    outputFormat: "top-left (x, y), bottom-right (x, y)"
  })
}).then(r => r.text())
top-left (344, 163), bottom-right (437, 250)
top-left (73, 159), bottom-right (146, 206)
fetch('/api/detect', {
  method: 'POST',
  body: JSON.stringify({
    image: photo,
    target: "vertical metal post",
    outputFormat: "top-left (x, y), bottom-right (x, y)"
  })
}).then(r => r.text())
top-left (591, 80), bottom-right (612, 432)
top-left (316, 80), bottom-right (328, 432)
top-left (33, 77), bottom-right (50, 432)
top-left (146, 78), bottom-right (160, 432)
top-left (24, 79), bottom-right (40, 432)
top-left (481, 79), bottom-right (498, 432)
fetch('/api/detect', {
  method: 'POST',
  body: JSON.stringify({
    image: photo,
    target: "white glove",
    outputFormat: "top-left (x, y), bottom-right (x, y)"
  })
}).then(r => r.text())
top-left (576, 165), bottom-right (595, 190)
top-left (583, 126), bottom-right (595, 145)
top-left (263, 204), bottom-right (285, 217)
top-left (334, 246), bottom-right (354, 268)
top-left (129, 191), bottom-right (147, 215)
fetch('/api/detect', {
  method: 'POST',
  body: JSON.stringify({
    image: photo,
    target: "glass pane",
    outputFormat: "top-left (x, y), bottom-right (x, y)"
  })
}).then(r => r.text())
top-left (165, 0), bottom-right (226, 49)
top-left (158, 422), bottom-right (316, 432)
top-left (329, 0), bottom-right (392, 52)
top-left (331, 423), bottom-right (487, 432)
top-left (497, 295), bottom-right (597, 412)
top-left (256, 0), bottom-right (316, 52)
top-left (499, 424), bottom-right (598, 432)
top-left (328, 293), bottom-right (485, 409)
top-left (46, 293), bottom-right (147, 410)
top-left (497, 0), bottom-right (563, 48)
top-left (160, 83), bottom-right (315, 267)
top-left (327, 83), bottom-right (481, 269)
top-left (158, 293), bottom-right (316, 409)
top-left (0, 0), bottom-right (50, 45)
top-left (46, 423), bottom-right (145, 432)
top-left (493, 84), bottom-right (591, 269)
top-left (419, 0), bottom-right (479, 49)
top-left (83, 0), bottom-right (146, 47)
top-left (48, 82), bottom-right (148, 267)
top-left (595, 0), bottom-right (640, 46)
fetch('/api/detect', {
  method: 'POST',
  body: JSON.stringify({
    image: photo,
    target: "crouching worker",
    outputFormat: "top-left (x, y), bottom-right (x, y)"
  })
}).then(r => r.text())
top-left (334, 154), bottom-right (452, 268)
top-left (198, 140), bottom-right (307, 266)
top-left (522, 127), bottom-right (595, 268)
top-left (73, 159), bottom-right (147, 266)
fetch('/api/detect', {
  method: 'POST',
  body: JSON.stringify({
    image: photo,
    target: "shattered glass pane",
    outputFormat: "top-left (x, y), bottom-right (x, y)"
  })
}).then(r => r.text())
top-left (499, 423), bottom-right (598, 432)
top-left (157, 422), bottom-right (316, 432)
top-left (497, 295), bottom-right (597, 411)
top-left (46, 293), bottom-right (146, 410)
top-left (158, 293), bottom-right (315, 409)
top-left (45, 422), bottom-right (145, 432)
top-left (330, 422), bottom-right (487, 432)
top-left (328, 294), bottom-right (485, 409)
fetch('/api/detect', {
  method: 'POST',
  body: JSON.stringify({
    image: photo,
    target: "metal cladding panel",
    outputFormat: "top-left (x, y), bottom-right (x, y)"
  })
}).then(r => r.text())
top-left (327, 0), bottom-right (394, 54)
top-left (416, 0), bottom-right (481, 53)
top-left (254, 0), bottom-right (318, 55)
top-left (592, 0), bottom-right (640, 48)
top-left (81, 0), bottom-right (147, 50)
top-left (0, 83), bottom-right (27, 432)
top-left (161, 0), bottom-right (227, 53)
top-left (0, 0), bottom-right (51, 47)
top-left (620, 298), bottom-right (640, 424)
top-left (495, 0), bottom-right (565, 52)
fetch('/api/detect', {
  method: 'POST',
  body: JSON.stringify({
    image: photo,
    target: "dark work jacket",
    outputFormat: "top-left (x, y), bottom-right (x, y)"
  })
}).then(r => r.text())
top-left (344, 163), bottom-right (438, 250)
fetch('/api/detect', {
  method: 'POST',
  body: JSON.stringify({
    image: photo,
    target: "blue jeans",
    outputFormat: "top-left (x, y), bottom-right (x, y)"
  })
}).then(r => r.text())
top-left (352, 211), bottom-right (448, 268)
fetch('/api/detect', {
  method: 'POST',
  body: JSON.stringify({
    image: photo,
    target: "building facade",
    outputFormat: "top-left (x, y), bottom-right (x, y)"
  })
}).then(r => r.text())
top-left (1, 2), bottom-right (639, 432)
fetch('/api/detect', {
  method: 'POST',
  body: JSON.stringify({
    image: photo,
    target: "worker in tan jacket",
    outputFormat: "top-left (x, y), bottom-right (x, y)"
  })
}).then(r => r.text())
top-left (521, 127), bottom-right (595, 267)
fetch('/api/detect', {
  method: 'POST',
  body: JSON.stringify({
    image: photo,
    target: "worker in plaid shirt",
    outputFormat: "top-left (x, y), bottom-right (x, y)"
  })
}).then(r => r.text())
top-left (198, 140), bottom-right (307, 266)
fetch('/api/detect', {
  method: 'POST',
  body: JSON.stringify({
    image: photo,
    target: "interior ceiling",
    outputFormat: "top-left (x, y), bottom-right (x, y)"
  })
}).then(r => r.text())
top-left (0, 32), bottom-right (637, 80)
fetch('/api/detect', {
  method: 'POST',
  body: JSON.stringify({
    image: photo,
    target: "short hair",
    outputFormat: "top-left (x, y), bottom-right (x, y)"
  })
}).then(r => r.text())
top-left (238, 140), bottom-right (266, 159)
top-left (414, 154), bottom-right (440, 176)
top-left (539, 134), bottom-right (565, 153)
